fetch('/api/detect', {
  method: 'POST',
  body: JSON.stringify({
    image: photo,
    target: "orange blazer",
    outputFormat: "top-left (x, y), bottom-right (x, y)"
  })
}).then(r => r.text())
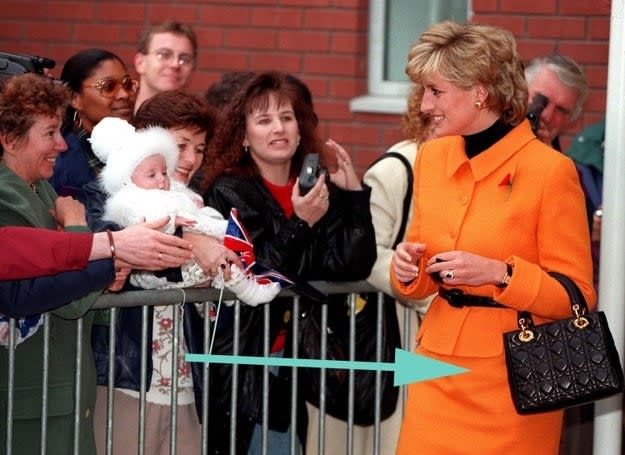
top-left (390, 120), bottom-right (595, 357)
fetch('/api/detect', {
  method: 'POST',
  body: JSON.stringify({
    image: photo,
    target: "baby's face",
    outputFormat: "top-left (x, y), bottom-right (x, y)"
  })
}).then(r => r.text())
top-left (131, 154), bottom-right (170, 190)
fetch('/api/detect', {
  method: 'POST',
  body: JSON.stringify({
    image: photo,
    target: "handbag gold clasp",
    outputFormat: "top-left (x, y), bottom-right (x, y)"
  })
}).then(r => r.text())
top-left (518, 317), bottom-right (535, 342)
top-left (572, 304), bottom-right (590, 329)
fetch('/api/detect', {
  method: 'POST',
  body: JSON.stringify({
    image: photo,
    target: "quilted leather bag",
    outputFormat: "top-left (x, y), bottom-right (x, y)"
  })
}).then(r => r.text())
top-left (503, 271), bottom-right (624, 414)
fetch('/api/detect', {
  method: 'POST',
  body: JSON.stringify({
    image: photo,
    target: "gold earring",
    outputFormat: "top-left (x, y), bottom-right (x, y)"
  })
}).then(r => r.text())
top-left (474, 101), bottom-right (483, 109)
top-left (73, 110), bottom-right (83, 129)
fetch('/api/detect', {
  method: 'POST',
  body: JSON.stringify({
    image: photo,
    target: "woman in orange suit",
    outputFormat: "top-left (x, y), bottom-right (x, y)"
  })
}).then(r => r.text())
top-left (390, 21), bottom-right (594, 454)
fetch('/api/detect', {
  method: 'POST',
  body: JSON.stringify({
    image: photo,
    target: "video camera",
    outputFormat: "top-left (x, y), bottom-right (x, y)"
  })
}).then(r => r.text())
top-left (0, 51), bottom-right (56, 80)
top-left (527, 92), bottom-right (548, 134)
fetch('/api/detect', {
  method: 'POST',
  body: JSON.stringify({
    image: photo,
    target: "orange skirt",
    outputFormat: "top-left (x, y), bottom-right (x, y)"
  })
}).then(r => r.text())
top-left (397, 345), bottom-right (563, 454)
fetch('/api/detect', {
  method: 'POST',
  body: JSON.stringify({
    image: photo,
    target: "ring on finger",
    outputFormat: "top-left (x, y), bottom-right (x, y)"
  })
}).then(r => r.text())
top-left (158, 253), bottom-right (163, 260)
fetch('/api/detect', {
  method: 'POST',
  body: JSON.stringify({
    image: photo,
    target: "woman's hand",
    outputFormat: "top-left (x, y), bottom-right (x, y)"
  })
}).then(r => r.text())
top-left (183, 232), bottom-right (241, 280)
top-left (292, 173), bottom-right (330, 227)
top-left (392, 242), bottom-right (426, 282)
top-left (109, 218), bottom-right (194, 270)
top-left (50, 196), bottom-right (87, 228)
top-left (107, 267), bottom-right (130, 292)
top-left (426, 250), bottom-right (507, 287)
top-left (325, 139), bottom-right (362, 191)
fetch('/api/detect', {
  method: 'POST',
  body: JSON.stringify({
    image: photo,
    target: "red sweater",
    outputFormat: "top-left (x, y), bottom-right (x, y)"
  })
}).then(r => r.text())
top-left (1, 226), bottom-right (92, 280)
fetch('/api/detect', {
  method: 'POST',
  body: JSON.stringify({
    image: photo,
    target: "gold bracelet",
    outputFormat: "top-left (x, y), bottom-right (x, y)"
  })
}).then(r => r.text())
top-left (106, 230), bottom-right (116, 261)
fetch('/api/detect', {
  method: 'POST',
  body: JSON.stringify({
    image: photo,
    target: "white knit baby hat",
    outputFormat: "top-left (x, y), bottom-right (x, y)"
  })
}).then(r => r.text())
top-left (90, 117), bottom-right (179, 195)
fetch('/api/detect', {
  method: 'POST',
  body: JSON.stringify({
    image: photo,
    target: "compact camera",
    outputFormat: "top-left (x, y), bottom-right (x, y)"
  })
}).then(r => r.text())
top-left (0, 51), bottom-right (56, 80)
top-left (298, 153), bottom-right (328, 196)
top-left (526, 92), bottom-right (549, 134)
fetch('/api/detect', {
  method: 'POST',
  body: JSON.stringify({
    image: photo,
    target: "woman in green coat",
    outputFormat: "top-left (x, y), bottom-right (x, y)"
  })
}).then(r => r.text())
top-left (0, 73), bottom-right (116, 454)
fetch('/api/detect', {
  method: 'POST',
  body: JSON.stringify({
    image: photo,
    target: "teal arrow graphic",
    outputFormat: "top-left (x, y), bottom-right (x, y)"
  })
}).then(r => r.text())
top-left (185, 348), bottom-right (468, 386)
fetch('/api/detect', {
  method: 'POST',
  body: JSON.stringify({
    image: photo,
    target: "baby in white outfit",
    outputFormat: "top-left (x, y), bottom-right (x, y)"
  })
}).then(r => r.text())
top-left (91, 117), bottom-right (284, 306)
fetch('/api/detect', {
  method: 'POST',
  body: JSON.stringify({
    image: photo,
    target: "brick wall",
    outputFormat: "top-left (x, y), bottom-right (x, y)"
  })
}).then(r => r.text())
top-left (0, 0), bottom-right (611, 172)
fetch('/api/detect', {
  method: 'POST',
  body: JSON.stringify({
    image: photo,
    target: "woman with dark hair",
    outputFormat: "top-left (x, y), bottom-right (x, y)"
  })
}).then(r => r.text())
top-left (80, 89), bottom-right (240, 455)
top-left (201, 71), bottom-right (376, 454)
top-left (50, 48), bottom-right (138, 196)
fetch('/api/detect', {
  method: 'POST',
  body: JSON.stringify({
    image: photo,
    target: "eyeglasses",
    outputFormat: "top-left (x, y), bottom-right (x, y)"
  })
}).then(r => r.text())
top-left (150, 49), bottom-right (194, 67)
top-left (83, 75), bottom-right (139, 98)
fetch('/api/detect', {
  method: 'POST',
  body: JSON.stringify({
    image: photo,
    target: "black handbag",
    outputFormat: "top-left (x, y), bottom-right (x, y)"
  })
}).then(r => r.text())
top-left (503, 271), bottom-right (624, 414)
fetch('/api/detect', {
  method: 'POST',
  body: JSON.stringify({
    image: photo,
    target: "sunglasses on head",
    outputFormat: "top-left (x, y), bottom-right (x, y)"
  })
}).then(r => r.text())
top-left (83, 75), bottom-right (139, 98)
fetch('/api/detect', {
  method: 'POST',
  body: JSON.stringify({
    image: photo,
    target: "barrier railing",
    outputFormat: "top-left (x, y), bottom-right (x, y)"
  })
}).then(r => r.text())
top-left (2, 281), bottom-right (417, 455)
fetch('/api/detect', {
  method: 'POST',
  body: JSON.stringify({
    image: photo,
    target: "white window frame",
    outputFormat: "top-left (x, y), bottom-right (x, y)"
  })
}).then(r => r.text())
top-left (350, 0), bottom-right (472, 115)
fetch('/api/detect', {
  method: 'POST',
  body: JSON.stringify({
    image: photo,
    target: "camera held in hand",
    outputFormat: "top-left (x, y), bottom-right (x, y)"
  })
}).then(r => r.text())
top-left (527, 93), bottom-right (549, 134)
top-left (0, 51), bottom-right (56, 81)
top-left (299, 153), bottom-right (329, 196)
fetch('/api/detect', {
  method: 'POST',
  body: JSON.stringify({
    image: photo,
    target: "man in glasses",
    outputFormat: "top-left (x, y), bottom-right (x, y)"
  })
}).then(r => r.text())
top-left (525, 55), bottom-right (588, 151)
top-left (133, 21), bottom-right (197, 114)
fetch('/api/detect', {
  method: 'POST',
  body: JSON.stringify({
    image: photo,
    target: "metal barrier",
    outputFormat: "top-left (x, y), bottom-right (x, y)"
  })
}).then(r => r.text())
top-left (2, 281), bottom-right (417, 455)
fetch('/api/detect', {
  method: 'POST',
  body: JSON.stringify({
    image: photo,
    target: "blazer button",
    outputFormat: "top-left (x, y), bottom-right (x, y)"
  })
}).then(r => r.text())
top-left (84, 407), bottom-right (91, 419)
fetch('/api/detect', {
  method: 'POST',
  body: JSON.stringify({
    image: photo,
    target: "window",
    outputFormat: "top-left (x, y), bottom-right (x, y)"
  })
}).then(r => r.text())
top-left (350, 0), bottom-right (470, 114)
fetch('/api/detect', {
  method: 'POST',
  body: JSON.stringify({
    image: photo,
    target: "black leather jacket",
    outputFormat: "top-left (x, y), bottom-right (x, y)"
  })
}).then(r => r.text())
top-left (202, 175), bottom-right (376, 454)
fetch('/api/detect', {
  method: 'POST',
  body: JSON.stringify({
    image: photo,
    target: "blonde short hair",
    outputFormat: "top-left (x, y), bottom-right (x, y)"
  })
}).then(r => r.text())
top-left (405, 21), bottom-right (528, 129)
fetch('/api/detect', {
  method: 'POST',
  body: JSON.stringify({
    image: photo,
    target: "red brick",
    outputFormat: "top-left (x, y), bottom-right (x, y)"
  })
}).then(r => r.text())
top-left (332, 0), bottom-right (362, 8)
top-left (315, 100), bottom-right (352, 121)
top-left (559, 0), bottom-right (609, 15)
top-left (558, 42), bottom-right (609, 65)
top-left (294, 76), bottom-right (326, 98)
top-left (472, 0), bottom-right (499, 12)
top-left (278, 31), bottom-right (329, 52)
top-left (527, 18), bottom-right (586, 39)
top-left (0, 22), bottom-right (22, 40)
top-left (195, 28), bottom-right (223, 47)
top-left (304, 9), bottom-right (365, 32)
top-left (500, 0), bottom-right (556, 14)
top-left (583, 90), bottom-right (606, 113)
top-left (331, 78), bottom-right (364, 98)
top-left (2, 1), bottom-right (48, 19)
top-left (148, 5), bottom-right (199, 24)
top-left (24, 22), bottom-right (74, 42)
top-left (225, 29), bottom-right (277, 49)
top-left (281, 0), bottom-right (330, 5)
top-left (517, 40), bottom-right (557, 60)
top-left (584, 66), bottom-right (608, 89)
top-left (203, 50), bottom-right (249, 71)
top-left (472, 15), bottom-right (526, 36)
top-left (304, 54), bottom-right (362, 77)
top-left (588, 17), bottom-right (611, 40)
top-left (46, 2), bottom-right (95, 21)
top-left (121, 25), bottom-right (145, 46)
top-left (252, 7), bottom-right (303, 28)
top-left (96, 3), bottom-right (145, 23)
top-left (249, 52), bottom-right (302, 73)
top-left (74, 24), bottom-right (123, 43)
top-left (199, 6), bottom-right (251, 26)
top-left (331, 32), bottom-right (364, 54)
top-left (327, 123), bottom-right (380, 145)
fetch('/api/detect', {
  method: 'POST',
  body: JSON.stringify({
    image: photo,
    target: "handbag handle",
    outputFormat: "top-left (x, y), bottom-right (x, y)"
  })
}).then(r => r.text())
top-left (517, 271), bottom-right (590, 333)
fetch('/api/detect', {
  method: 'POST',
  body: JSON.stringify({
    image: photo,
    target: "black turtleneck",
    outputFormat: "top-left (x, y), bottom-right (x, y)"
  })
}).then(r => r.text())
top-left (462, 119), bottom-right (514, 159)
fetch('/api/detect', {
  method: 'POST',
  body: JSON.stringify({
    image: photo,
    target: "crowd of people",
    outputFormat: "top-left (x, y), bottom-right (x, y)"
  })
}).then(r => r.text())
top-left (0, 17), bottom-right (602, 455)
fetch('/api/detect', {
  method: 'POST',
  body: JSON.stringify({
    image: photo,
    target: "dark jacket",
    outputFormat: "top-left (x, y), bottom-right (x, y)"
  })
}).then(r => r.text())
top-left (1, 260), bottom-right (113, 318)
top-left (50, 129), bottom-right (101, 198)
top-left (202, 175), bottom-right (376, 454)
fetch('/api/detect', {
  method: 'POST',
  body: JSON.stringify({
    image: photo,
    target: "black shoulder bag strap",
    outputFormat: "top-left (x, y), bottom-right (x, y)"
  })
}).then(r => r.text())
top-left (367, 151), bottom-right (414, 247)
